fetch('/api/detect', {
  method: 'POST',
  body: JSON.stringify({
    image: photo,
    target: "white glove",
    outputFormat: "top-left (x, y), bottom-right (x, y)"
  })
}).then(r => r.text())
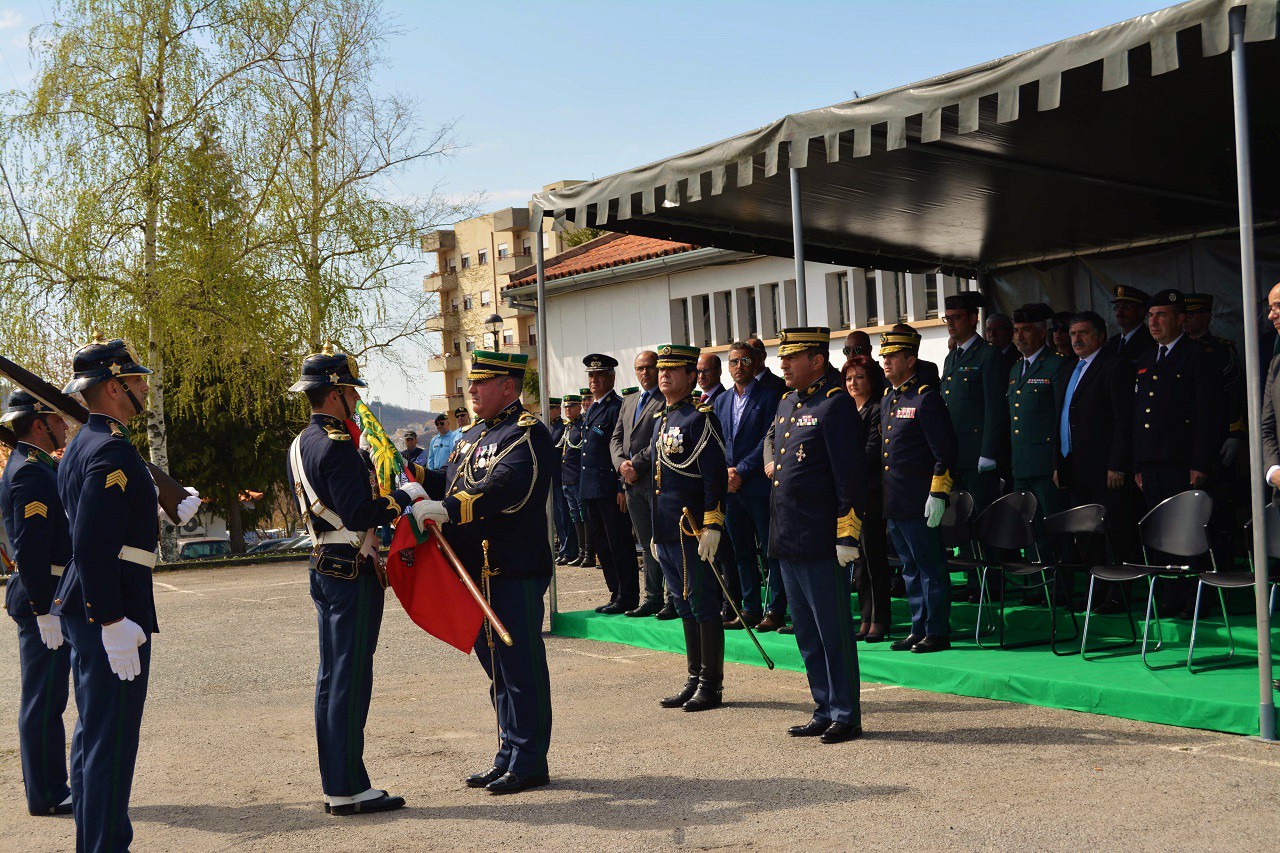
top-left (161, 487), bottom-right (201, 525)
top-left (411, 499), bottom-right (450, 528)
top-left (836, 545), bottom-right (860, 567)
top-left (102, 618), bottom-right (147, 681)
top-left (36, 613), bottom-right (64, 650)
top-left (977, 456), bottom-right (997, 473)
top-left (650, 539), bottom-right (660, 561)
top-left (697, 528), bottom-right (721, 563)
top-left (401, 481), bottom-right (427, 503)
top-left (925, 495), bottom-right (947, 529)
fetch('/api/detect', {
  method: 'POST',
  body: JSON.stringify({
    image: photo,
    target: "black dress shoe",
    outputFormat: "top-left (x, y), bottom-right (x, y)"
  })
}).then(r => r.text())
top-left (465, 766), bottom-right (506, 788)
top-left (654, 603), bottom-right (679, 620)
top-left (820, 722), bottom-right (864, 744)
top-left (33, 801), bottom-right (74, 816)
top-left (599, 602), bottom-right (625, 615)
top-left (911, 635), bottom-right (951, 653)
top-left (594, 600), bottom-right (616, 613)
top-left (625, 600), bottom-right (662, 617)
top-left (863, 632), bottom-right (887, 643)
top-left (330, 791), bottom-right (405, 816)
top-left (890, 634), bottom-right (922, 651)
top-left (788, 717), bottom-right (830, 737)
top-left (776, 625), bottom-right (794, 635)
top-left (486, 771), bottom-right (550, 795)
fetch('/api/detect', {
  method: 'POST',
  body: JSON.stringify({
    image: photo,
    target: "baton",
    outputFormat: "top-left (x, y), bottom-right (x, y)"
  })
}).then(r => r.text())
top-left (682, 509), bottom-right (774, 670)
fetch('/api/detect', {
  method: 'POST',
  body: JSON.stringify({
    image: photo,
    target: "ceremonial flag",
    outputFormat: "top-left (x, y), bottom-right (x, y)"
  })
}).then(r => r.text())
top-left (353, 399), bottom-right (484, 652)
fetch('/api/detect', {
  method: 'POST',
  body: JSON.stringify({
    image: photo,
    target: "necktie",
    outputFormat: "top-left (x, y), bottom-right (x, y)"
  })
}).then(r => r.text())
top-left (634, 390), bottom-right (648, 426)
top-left (1060, 359), bottom-right (1086, 456)
top-left (1158, 345), bottom-right (1168, 362)
top-left (1021, 359), bottom-right (1028, 378)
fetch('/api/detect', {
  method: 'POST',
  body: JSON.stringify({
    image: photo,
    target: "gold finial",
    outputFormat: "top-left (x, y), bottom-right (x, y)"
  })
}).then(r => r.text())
top-left (321, 342), bottom-right (336, 355)
top-left (90, 328), bottom-right (107, 344)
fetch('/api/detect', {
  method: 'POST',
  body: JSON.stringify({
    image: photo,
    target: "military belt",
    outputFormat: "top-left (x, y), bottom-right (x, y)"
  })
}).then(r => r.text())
top-left (118, 545), bottom-right (158, 568)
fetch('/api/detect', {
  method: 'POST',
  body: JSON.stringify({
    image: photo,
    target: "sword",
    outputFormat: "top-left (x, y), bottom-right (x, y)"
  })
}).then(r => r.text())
top-left (681, 508), bottom-right (775, 670)
top-left (0, 354), bottom-right (189, 523)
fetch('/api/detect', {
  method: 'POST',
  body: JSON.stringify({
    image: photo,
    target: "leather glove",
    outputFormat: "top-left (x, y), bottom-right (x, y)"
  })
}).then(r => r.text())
top-left (36, 613), bottom-right (64, 650)
top-left (401, 481), bottom-right (427, 503)
top-left (1220, 436), bottom-right (1243, 469)
top-left (696, 529), bottom-right (721, 563)
top-left (102, 618), bottom-right (147, 681)
top-left (925, 495), bottom-right (947, 529)
top-left (411, 499), bottom-right (450, 528)
top-left (651, 539), bottom-right (660, 561)
top-left (977, 456), bottom-right (997, 473)
top-left (836, 544), bottom-right (860, 567)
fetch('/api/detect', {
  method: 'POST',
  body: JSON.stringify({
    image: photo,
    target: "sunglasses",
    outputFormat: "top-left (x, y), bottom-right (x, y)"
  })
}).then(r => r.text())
top-left (842, 345), bottom-right (867, 356)
top-left (727, 357), bottom-right (752, 366)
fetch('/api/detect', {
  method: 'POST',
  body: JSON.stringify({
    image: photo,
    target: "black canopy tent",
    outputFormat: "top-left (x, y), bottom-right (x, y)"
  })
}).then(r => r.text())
top-left (529, 0), bottom-right (1278, 738)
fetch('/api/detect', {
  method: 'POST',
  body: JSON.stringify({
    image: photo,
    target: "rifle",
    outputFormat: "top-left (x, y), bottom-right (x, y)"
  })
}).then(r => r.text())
top-left (0, 354), bottom-right (188, 522)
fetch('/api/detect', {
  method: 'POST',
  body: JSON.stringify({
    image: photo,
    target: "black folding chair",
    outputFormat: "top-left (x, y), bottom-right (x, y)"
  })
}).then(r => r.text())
top-left (940, 490), bottom-right (976, 572)
top-left (972, 491), bottom-right (1039, 649)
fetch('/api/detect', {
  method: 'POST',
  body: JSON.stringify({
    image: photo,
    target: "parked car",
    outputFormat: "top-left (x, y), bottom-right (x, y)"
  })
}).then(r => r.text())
top-left (176, 537), bottom-right (232, 561)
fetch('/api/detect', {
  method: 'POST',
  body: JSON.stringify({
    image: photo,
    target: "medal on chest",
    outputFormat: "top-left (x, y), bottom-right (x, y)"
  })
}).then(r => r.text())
top-left (794, 443), bottom-right (806, 463)
top-left (896, 407), bottom-right (917, 419)
top-left (796, 414), bottom-right (819, 428)
top-left (661, 425), bottom-right (684, 455)
top-left (472, 442), bottom-right (498, 470)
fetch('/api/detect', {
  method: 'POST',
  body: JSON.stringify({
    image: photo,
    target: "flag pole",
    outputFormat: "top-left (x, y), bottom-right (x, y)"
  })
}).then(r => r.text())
top-left (427, 521), bottom-right (513, 646)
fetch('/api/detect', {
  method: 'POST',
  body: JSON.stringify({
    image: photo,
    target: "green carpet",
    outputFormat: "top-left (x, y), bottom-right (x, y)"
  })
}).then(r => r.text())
top-left (551, 596), bottom-right (1278, 737)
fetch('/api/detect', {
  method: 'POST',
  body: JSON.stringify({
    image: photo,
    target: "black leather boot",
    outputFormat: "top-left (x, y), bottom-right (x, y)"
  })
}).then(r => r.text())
top-left (565, 521), bottom-right (584, 564)
top-left (660, 619), bottom-right (701, 708)
top-left (683, 618), bottom-right (724, 712)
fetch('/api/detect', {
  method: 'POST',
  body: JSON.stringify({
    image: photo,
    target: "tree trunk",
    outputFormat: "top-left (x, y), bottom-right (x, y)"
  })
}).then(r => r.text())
top-left (225, 490), bottom-right (245, 554)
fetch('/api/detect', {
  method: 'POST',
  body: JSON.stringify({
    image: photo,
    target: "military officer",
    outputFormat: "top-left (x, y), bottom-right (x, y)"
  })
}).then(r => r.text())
top-left (559, 394), bottom-right (588, 565)
top-left (1, 391), bottom-right (73, 817)
top-left (286, 344), bottom-right (418, 816)
top-left (52, 336), bottom-right (201, 850)
top-left (767, 327), bottom-right (868, 743)
top-left (411, 350), bottom-right (555, 795)
top-left (880, 329), bottom-right (960, 653)
top-left (546, 397), bottom-right (575, 563)
top-left (1106, 284), bottom-right (1157, 365)
top-left (647, 344), bottom-right (728, 712)
top-left (579, 354), bottom-right (638, 613)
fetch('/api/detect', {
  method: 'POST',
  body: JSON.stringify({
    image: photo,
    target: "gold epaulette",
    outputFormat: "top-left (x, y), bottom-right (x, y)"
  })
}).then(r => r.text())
top-left (109, 422), bottom-right (127, 439)
top-left (826, 387), bottom-right (841, 397)
top-left (697, 403), bottom-right (713, 414)
top-left (325, 426), bottom-right (351, 442)
top-left (918, 384), bottom-right (930, 392)
top-left (883, 387), bottom-right (890, 398)
top-left (518, 412), bottom-right (539, 427)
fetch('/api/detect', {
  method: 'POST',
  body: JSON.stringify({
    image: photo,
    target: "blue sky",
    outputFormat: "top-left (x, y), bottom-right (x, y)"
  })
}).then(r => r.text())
top-left (1, 1), bottom-right (1166, 406)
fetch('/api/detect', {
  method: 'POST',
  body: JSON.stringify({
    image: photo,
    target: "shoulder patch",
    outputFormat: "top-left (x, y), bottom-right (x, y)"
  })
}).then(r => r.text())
top-left (653, 410), bottom-right (663, 420)
top-left (697, 403), bottom-right (714, 413)
top-left (782, 390), bottom-right (794, 399)
top-left (826, 387), bottom-right (841, 397)
top-left (105, 469), bottom-right (128, 491)
top-left (109, 422), bottom-right (127, 439)
top-left (917, 384), bottom-right (930, 392)
top-left (518, 412), bottom-right (539, 427)
top-left (324, 426), bottom-right (351, 442)
top-left (23, 501), bottom-right (48, 519)
top-left (882, 387), bottom-right (890, 398)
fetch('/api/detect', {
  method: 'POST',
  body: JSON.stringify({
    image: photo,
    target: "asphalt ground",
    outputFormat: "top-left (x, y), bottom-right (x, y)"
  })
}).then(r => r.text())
top-left (1, 559), bottom-right (1277, 851)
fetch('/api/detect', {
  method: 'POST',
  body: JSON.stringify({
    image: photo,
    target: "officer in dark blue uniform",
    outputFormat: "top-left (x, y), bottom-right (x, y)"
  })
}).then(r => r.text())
top-left (559, 394), bottom-right (586, 564)
top-left (579, 354), bottom-right (638, 612)
top-left (647, 344), bottom-right (728, 712)
top-left (766, 327), bottom-right (867, 743)
top-left (286, 344), bottom-right (417, 816)
top-left (879, 329), bottom-right (960, 654)
top-left (546, 397), bottom-right (575, 562)
top-left (52, 335), bottom-right (200, 851)
top-left (1, 391), bottom-right (73, 816)
top-left (412, 350), bottom-right (555, 795)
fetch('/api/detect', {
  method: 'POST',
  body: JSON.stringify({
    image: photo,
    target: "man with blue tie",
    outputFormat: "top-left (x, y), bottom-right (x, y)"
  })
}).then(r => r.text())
top-left (611, 351), bottom-right (665, 616)
top-left (715, 341), bottom-right (785, 630)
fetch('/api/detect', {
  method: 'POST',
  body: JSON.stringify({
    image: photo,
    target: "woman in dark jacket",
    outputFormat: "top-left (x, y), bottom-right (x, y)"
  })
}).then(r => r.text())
top-left (843, 355), bottom-right (891, 641)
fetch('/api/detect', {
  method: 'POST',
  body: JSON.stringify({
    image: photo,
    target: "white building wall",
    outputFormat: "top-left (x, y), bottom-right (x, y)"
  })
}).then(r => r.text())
top-left (541, 255), bottom-right (969, 396)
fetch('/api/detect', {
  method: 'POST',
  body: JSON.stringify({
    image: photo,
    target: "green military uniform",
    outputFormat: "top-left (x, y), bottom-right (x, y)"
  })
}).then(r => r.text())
top-left (939, 292), bottom-right (1006, 513)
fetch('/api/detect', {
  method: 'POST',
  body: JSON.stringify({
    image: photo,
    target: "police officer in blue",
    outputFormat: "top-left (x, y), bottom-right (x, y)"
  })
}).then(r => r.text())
top-left (52, 335), bottom-right (201, 851)
top-left (767, 327), bottom-right (868, 743)
top-left (546, 397), bottom-right (576, 562)
top-left (410, 350), bottom-right (555, 795)
top-left (579, 354), bottom-right (638, 612)
top-left (286, 343), bottom-right (418, 816)
top-left (646, 344), bottom-right (728, 712)
top-left (880, 329), bottom-right (960, 654)
top-left (1, 390), bottom-right (73, 817)
top-left (559, 393), bottom-right (586, 564)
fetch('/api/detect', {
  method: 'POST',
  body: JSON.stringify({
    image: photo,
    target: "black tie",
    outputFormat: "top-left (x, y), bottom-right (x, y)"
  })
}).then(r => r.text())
top-left (1158, 345), bottom-right (1168, 362)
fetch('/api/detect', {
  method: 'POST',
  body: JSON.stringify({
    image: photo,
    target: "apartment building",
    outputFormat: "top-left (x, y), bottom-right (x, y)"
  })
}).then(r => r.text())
top-left (421, 181), bottom-right (580, 412)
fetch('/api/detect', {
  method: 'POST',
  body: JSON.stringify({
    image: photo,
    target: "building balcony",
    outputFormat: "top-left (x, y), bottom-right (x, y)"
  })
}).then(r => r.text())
top-left (494, 252), bottom-right (534, 276)
top-left (423, 270), bottom-right (459, 293)
top-left (421, 230), bottom-right (456, 252)
top-left (492, 207), bottom-right (530, 233)
top-left (425, 310), bottom-right (461, 332)
top-left (497, 302), bottom-right (531, 320)
top-left (515, 342), bottom-right (539, 359)
top-left (427, 354), bottom-right (462, 373)
top-left (430, 394), bottom-right (465, 412)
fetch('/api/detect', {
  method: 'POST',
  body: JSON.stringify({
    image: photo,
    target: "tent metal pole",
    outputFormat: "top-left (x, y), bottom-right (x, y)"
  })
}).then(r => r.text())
top-left (533, 207), bottom-right (557, 627)
top-left (1229, 6), bottom-right (1276, 742)
top-left (789, 155), bottom-right (808, 325)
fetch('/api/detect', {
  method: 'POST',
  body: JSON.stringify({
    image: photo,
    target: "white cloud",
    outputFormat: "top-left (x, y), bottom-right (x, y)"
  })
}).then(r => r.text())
top-left (0, 9), bottom-right (22, 31)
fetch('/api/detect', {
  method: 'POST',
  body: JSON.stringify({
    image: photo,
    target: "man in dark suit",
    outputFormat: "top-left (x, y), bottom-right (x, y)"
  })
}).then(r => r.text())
top-left (746, 337), bottom-right (787, 396)
top-left (1260, 282), bottom-right (1280, 495)
top-left (611, 351), bottom-right (665, 616)
top-left (1106, 284), bottom-right (1157, 365)
top-left (715, 341), bottom-right (786, 630)
top-left (696, 353), bottom-right (728, 405)
top-left (985, 312), bottom-right (1018, 495)
top-left (581, 354), bottom-right (638, 614)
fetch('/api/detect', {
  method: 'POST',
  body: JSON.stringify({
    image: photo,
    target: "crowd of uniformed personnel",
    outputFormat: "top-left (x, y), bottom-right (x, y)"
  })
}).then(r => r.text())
top-left (0, 280), bottom-right (1266, 843)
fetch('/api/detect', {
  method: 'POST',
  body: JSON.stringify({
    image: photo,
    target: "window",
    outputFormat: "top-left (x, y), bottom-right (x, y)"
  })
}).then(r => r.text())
top-left (465, 336), bottom-right (475, 351)
top-left (463, 296), bottom-right (473, 311)
top-left (768, 283), bottom-right (780, 336)
top-left (835, 272), bottom-right (850, 330)
top-left (460, 254), bottom-right (471, 270)
top-left (454, 378), bottom-right (463, 394)
top-left (481, 290), bottom-right (491, 306)
top-left (452, 340), bottom-right (461, 355)
top-left (925, 274), bottom-right (940, 319)
top-left (497, 243), bottom-right (509, 259)
top-left (864, 269), bottom-right (879, 326)
top-left (478, 249), bottom-right (488, 265)
top-left (503, 330), bottom-right (514, 346)
top-left (696, 294), bottom-right (712, 347)
top-left (450, 298), bottom-right (459, 313)
top-left (528, 324), bottom-right (537, 346)
top-left (522, 237), bottom-right (532, 255)
top-left (746, 289), bottom-right (758, 337)
top-left (542, 232), bottom-right (551, 250)
top-left (892, 271), bottom-right (908, 322)
top-left (448, 259), bottom-right (458, 273)
top-left (670, 299), bottom-right (690, 345)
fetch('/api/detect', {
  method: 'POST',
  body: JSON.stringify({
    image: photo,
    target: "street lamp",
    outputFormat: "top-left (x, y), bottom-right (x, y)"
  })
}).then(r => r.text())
top-left (485, 312), bottom-right (503, 350)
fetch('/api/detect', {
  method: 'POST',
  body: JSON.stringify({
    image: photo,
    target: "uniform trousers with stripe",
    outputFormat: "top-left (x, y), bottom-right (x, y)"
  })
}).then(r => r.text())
top-left (778, 557), bottom-right (861, 726)
top-left (9, 602), bottom-right (72, 815)
top-left (64, 613), bottom-right (150, 853)
top-left (475, 575), bottom-right (553, 777)
top-left (656, 537), bottom-right (721, 622)
top-left (311, 566), bottom-right (384, 798)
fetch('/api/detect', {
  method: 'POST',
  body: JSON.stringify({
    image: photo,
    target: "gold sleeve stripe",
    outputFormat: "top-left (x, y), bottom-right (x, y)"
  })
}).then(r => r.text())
top-left (703, 505), bottom-right (725, 528)
top-left (105, 470), bottom-right (128, 491)
top-left (384, 495), bottom-right (403, 514)
top-left (23, 501), bottom-right (48, 519)
top-left (931, 470), bottom-right (954, 495)
top-left (836, 508), bottom-right (862, 541)
top-left (1229, 418), bottom-right (1245, 434)
top-left (454, 491), bottom-right (479, 525)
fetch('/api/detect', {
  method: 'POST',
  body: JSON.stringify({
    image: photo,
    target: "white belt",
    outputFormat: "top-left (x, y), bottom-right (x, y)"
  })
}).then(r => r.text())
top-left (119, 546), bottom-right (158, 568)
top-left (50, 564), bottom-right (65, 577)
top-left (315, 530), bottom-right (362, 548)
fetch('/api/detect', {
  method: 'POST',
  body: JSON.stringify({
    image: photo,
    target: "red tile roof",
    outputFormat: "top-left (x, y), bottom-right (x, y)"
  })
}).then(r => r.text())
top-left (507, 232), bottom-right (699, 288)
